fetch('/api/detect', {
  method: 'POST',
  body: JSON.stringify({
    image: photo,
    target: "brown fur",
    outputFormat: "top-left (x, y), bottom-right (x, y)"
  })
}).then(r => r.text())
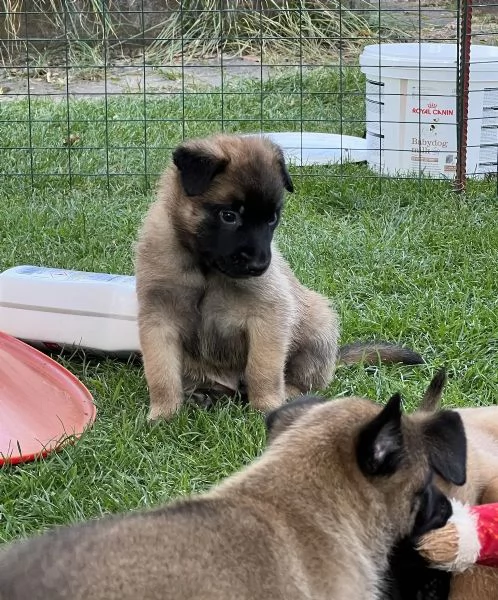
top-left (0, 392), bottom-right (462, 600)
top-left (416, 369), bottom-right (498, 599)
top-left (417, 370), bottom-right (498, 507)
top-left (135, 133), bottom-right (422, 421)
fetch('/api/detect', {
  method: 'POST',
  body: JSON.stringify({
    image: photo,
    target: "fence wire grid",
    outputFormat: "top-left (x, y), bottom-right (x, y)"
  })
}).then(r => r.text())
top-left (1, 0), bottom-right (497, 195)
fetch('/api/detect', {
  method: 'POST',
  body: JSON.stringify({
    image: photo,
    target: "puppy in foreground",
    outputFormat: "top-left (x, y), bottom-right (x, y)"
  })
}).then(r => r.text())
top-left (416, 370), bottom-right (498, 600)
top-left (385, 369), bottom-right (498, 600)
top-left (135, 133), bottom-right (423, 420)
top-left (0, 392), bottom-right (464, 600)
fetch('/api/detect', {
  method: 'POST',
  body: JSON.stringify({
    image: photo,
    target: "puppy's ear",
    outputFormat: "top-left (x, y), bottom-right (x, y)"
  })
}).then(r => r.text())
top-left (357, 393), bottom-right (404, 477)
top-left (423, 410), bottom-right (466, 486)
top-left (274, 147), bottom-right (294, 193)
top-left (173, 143), bottom-right (229, 196)
top-left (279, 158), bottom-right (294, 193)
top-left (265, 395), bottom-right (325, 444)
top-left (419, 368), bottom-right (447, 412)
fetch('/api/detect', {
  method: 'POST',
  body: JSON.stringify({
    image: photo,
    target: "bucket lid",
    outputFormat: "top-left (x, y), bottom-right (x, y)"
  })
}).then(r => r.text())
top-left (360, 43), bottom-right (498, 71)
top-left (248, 132), bottom-right (367, 166)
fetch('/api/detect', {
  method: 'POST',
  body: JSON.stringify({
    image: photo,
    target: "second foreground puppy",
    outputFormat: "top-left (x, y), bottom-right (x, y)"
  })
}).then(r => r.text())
top-left (418, 371), bottom-right (498, 600)
top-left (0, 392), bottom-right (464, 600)
top-left (385, 369), bottom-right (498, 600)
top-left (135, 133), bottom-right (422, 420)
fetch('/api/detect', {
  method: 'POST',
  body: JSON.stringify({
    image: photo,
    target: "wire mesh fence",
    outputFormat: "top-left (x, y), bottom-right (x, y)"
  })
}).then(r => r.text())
top-left (0, 0), bottom-right (497, 196)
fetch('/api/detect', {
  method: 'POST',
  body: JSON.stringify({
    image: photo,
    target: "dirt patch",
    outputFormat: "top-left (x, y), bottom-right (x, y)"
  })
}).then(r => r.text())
top-left (1, 1), bottom-right (497, 103)
top-left (0, 56), bottom-right (272, 102)
top-left (380, 0), bottom-right (498, 42)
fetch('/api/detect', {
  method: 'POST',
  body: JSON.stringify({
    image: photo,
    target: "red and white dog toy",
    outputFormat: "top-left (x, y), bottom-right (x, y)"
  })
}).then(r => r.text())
top-left (418, 500), bottom-right (498, 571)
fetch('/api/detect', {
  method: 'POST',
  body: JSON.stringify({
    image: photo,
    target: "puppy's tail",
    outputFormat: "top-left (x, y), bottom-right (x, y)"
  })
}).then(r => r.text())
top-left (337, 341), bottom-right (424, 367)
top-left (419, 367), bottom-right (447, 412)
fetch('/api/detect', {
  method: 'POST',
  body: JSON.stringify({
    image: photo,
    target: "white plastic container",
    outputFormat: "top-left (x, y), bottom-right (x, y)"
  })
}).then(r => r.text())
top-left (359, 43), bottom-right (498, 178)
top-left (0, 265), bottom-right (140, 357)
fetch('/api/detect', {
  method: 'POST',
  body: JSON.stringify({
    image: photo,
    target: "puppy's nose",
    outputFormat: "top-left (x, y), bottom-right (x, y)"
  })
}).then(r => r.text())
top-left (235, 250), bottom-right (259, 265)
top-left (234, 250), bottom-right (270, 274)
top-left (246, 257), bottom-right (270, 275)
top-left (238, 250), bottom-right (252, 262)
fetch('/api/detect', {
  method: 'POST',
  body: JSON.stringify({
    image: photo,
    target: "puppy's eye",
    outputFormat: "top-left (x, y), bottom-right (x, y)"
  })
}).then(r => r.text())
top-left (220, 210), bottom-right (238, 225)
top-left (268, 212), bottom-right (278, 226)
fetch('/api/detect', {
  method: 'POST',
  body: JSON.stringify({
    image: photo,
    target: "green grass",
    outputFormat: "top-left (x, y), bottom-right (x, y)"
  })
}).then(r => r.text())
top-left (0, 66), bottom-right (366, 194)
top-left (1, 66), bottom-right (498, 544)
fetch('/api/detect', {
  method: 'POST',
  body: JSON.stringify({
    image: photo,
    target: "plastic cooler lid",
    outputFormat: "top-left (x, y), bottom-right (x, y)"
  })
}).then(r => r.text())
top-left (0, 330), bottom-right (96, 465)
top-left (360, 43), bottom-right (498, 71)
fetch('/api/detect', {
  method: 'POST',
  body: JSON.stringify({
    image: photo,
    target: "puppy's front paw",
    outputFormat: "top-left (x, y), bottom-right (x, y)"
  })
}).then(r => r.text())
top-left (147, 396), bottom-right (182, 422)
top-left (249, 394), bottom-right (286, 414)
top-left (147, 406), bottom-right (170, 422)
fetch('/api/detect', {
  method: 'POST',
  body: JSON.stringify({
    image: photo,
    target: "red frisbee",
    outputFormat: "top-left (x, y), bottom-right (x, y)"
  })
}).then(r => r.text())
top-left (0, 331), bottom-right (96, 465)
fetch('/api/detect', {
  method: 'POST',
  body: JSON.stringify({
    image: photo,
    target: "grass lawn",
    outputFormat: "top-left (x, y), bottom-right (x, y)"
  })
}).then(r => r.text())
top-left (1, 66), bottom-right (498, 543)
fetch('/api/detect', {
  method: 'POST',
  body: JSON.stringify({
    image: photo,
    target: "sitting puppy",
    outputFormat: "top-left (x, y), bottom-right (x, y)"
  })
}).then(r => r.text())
top-left (135, 133), bottom-right (423, 420)
top-left (0, 391), bottom-right (463, 600)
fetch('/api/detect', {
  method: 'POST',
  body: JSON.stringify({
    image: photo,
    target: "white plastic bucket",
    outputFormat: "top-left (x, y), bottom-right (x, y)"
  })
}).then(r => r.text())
top-left (359, 43), bottom-right (498, 178)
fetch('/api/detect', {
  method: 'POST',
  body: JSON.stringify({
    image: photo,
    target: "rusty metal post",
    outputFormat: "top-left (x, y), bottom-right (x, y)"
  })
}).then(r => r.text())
top-left (455, 0), bottom-right (473, 193)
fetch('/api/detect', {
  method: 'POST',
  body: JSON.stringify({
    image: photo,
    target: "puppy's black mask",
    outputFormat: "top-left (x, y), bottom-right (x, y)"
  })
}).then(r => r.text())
top-left (173, 140), bottom-right (293, 279)
top-left (385, 476), bottom-right (456, 600)
top-left (383, 398), bottom-right (467, 600)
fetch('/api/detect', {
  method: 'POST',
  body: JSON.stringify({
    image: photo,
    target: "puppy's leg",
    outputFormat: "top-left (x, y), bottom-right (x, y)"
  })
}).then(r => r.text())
top-left (285, 291), bottom-right (339, 394)
top-left (139, 309), bottom-right (184, 421)
top-left (245, 320), bottom-right (287, 413)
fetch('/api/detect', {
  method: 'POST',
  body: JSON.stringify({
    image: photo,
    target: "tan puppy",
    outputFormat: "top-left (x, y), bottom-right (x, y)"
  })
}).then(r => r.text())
top-left (135, 133), bottom-right (422, 420)
top-left (418, 370), bottom-right (498, 599)
top-left (0, 392), bottom-right (465, 600)
top-left (419, 369), bottom-right (498, 505)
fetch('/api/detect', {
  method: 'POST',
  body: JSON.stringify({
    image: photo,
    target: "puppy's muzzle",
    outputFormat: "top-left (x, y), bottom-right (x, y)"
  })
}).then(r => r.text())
top-left (232, 251), bottom-right (270, 277)
top-left (413, 484), bottom-right (453, 539)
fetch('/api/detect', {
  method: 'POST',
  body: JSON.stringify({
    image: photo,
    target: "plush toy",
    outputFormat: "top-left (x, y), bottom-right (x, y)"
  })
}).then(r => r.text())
top-left (417, 500), bottom-right (498, 571)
